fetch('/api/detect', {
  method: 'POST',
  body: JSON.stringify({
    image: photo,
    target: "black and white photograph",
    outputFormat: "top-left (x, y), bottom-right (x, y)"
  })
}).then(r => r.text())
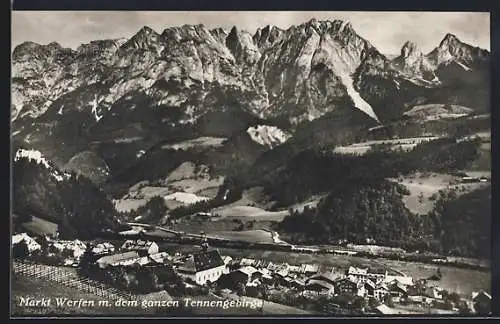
top-left (10, 11), bottom-right (491, 317)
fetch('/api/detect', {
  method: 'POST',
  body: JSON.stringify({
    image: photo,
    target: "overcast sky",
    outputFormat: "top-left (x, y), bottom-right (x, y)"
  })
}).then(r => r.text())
top-left (12, 11), bottom-right (490, 55)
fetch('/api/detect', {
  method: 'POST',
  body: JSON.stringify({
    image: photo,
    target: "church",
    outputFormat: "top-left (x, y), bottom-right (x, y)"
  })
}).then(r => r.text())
top-left (176, 235), bottom-right (226, 285)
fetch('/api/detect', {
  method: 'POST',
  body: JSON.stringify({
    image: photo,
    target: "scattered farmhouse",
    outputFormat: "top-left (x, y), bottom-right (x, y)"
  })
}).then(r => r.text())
top-left (373, 282), bottom-right (390, 301)
top-left (121, 240), bottom-right (159, 256)
top-left (219, 266), bottom-right (263, 289)
top-left (101, 251), bottom-right (172, 268)
top-left (91, 242), bottom-right (116, 255)
top-left (347, 266), bottom-right (413, 287)
top-left (305, 279), bottom-right (335, 295)
top-left (385, 274), bottom-right (414, 286)
top-left (47, 239), bottom-right (87, 266)
top-left (387, 280), bottom-right (409, 302)
top-left (12, 233), bottom-right (41, 253)
top-left (334, 277), bottom-right (361, 296)
top-left (307, 272), bottom-right (337, 286)
top-left (96, 251), bottom-right (141, 269)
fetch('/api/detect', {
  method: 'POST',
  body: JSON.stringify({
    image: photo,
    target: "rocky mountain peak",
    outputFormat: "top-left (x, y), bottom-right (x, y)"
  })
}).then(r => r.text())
top-left (47, 42), bottom-right (63, 50)
top-left (401, 41), bottom-right (420, 58)
top-left (12, 41), bottom-right (40, 57)
top-left (301, 19), bottom-right (354, 35)
top-left (138, 25), bottom-right (157, 35)
top-left (121, 25), bottom-right (160, 50)
top-left (226, 26), bottom-right (261, 66)
top-left (253, 25), bottom-right (285, 51)
top-left (439, 33), bottom-right (460, 48)
top-left (210, 27), bottom-right (229, 43)
top-left (12, 41), bottom-right (63, 59)
top-left (427, 32), bottom-right (489, 68)
top-left (11, 19), bottom-right (490, 149)
top-left (390, 40), bottom-right (436, 81)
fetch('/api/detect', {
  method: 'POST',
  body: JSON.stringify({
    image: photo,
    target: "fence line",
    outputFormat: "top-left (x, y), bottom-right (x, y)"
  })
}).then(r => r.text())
top-left (13, 260), bottom-right (137, 302)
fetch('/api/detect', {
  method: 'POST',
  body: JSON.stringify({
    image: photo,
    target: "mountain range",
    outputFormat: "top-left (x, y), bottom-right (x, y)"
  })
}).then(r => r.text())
top-left (11, 19), bottom-right (491, 254)
top-left (11, 18), bottom-right (490, 190)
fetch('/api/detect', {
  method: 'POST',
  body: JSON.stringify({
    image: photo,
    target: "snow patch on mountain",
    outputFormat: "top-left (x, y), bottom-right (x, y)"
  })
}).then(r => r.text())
top-left (311, 33), bottom-right (380, 123)
top-left (455, 61), bottom-right (471, 71)
top-left (341, 74), bottom-right (380, 123)
top-left (90, 95), bottom-right (103, 122)
top-left (14, 148), bottom-right (70, 182)
top-left (246, 125), bottom-right (291, 148)
top-left (15, 149), bottom-right (51, 169)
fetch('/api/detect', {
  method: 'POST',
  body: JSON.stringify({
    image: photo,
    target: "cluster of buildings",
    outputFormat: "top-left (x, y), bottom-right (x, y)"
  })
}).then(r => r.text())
top-left (12, 232), bottom-right (491, 315)
top-left (12, 232), bottom-right (87, 266)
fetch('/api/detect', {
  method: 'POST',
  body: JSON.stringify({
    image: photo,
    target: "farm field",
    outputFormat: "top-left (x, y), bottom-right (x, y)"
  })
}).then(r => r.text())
top-left (113, 198), bottom-right (148, 213)
top-left (161, 137), bottom-right (227, 150)
top-left (370, 258), bottom-right (490, 297)
top-left (170, 218), bottom-right (276, 235)
top-left (21, 216), bottom-right (58, 236)
top-left (210, 230), bottom-right (276, 244)
top-left (212, 206), bottom-right (289, 221)
top-left (390, 172), bottom-right (490, 215)
top-left (333, 136), bottom-right (439, 156)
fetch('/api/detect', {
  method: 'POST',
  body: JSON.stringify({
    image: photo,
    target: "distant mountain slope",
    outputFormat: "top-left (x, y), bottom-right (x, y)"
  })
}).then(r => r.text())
top-left (13, 148), bottom-right (120, 239)
top-left (64, 150), bottom-right (110, 184)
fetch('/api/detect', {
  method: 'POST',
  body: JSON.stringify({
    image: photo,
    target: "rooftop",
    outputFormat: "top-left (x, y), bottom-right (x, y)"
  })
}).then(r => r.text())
top-left (307, 272), bottom-right (337, 284)
top-left (121, 239), bottom-right (156, 250)
top-left (472, 290), bottom-right (491, 300)
top-left (306, 279), bottom-right (335, 291)
top-left (97, 251), bottom-right (140, 265)
top-left (348, 266), bottom-right (368, 275)
top-left (239, 266), bottom-right (259, 277)
top-left (178, 249), bottom-right (224, 273)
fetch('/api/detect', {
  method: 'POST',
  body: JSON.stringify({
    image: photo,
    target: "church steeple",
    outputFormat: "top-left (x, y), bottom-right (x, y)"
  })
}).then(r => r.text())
top-left (200, 231), bottom-right (209, 252)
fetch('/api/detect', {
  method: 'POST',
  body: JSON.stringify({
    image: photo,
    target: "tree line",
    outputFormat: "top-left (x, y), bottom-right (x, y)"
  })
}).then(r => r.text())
top-left (271, 138), bottom-right (488, 258)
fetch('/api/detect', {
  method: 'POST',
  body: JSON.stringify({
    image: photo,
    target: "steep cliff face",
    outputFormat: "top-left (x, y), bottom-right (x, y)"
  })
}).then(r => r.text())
top-left (427, 33), bottom-right (489, 69)
top-left (392, 41), bottom-right (436, 80)
top-left (253, 25), bottom-right (286, 51)
top-left (226, 26), bottom-right (262, 66)
top-left (255, 19), bottom-right (383, 123)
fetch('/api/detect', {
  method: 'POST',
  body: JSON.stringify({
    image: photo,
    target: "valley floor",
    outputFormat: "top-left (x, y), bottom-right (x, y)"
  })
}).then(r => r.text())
top-left (157, 243), bottom-right (490, 298)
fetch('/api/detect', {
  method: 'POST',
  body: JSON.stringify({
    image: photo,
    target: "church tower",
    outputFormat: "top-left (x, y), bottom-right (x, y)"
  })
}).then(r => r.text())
top-left (200, 231), bottom-right (209, 252)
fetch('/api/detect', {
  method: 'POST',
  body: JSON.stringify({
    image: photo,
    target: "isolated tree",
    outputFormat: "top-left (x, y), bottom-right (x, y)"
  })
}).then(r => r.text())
top-left (384, 294), bottom-right (394, 308)
top-left (236, 282), bottom-right (246, 296)
top-left (138, 196), bottom-right (168, 223)
top-left (12, 241), bottom-right (30, 259)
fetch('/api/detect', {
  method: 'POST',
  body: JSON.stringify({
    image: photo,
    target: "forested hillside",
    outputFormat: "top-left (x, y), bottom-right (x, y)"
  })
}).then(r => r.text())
top-left (13, 152), bottom-right (120, 239)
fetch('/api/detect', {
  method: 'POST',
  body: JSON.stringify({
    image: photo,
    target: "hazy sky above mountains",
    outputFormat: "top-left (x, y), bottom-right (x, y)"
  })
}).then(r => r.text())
top-left (12, 11), bottom-right (490, 54)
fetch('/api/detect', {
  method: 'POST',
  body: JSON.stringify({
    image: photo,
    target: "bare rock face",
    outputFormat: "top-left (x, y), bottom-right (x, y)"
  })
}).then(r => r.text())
top-left (255, 19), bottom-right (383, 124)
top-left (226, 26), bottom-right (262, 66)
top-left (392, 41), bottom-right (436, 81)
top-left (426, 33), bottom-right (489, 69)
top-left (253, 25), bottom-right (285, 51)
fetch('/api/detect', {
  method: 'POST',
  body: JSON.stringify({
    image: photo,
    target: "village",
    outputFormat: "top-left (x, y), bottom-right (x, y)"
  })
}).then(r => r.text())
top-left (12, 231), bottom-right (491, 316)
